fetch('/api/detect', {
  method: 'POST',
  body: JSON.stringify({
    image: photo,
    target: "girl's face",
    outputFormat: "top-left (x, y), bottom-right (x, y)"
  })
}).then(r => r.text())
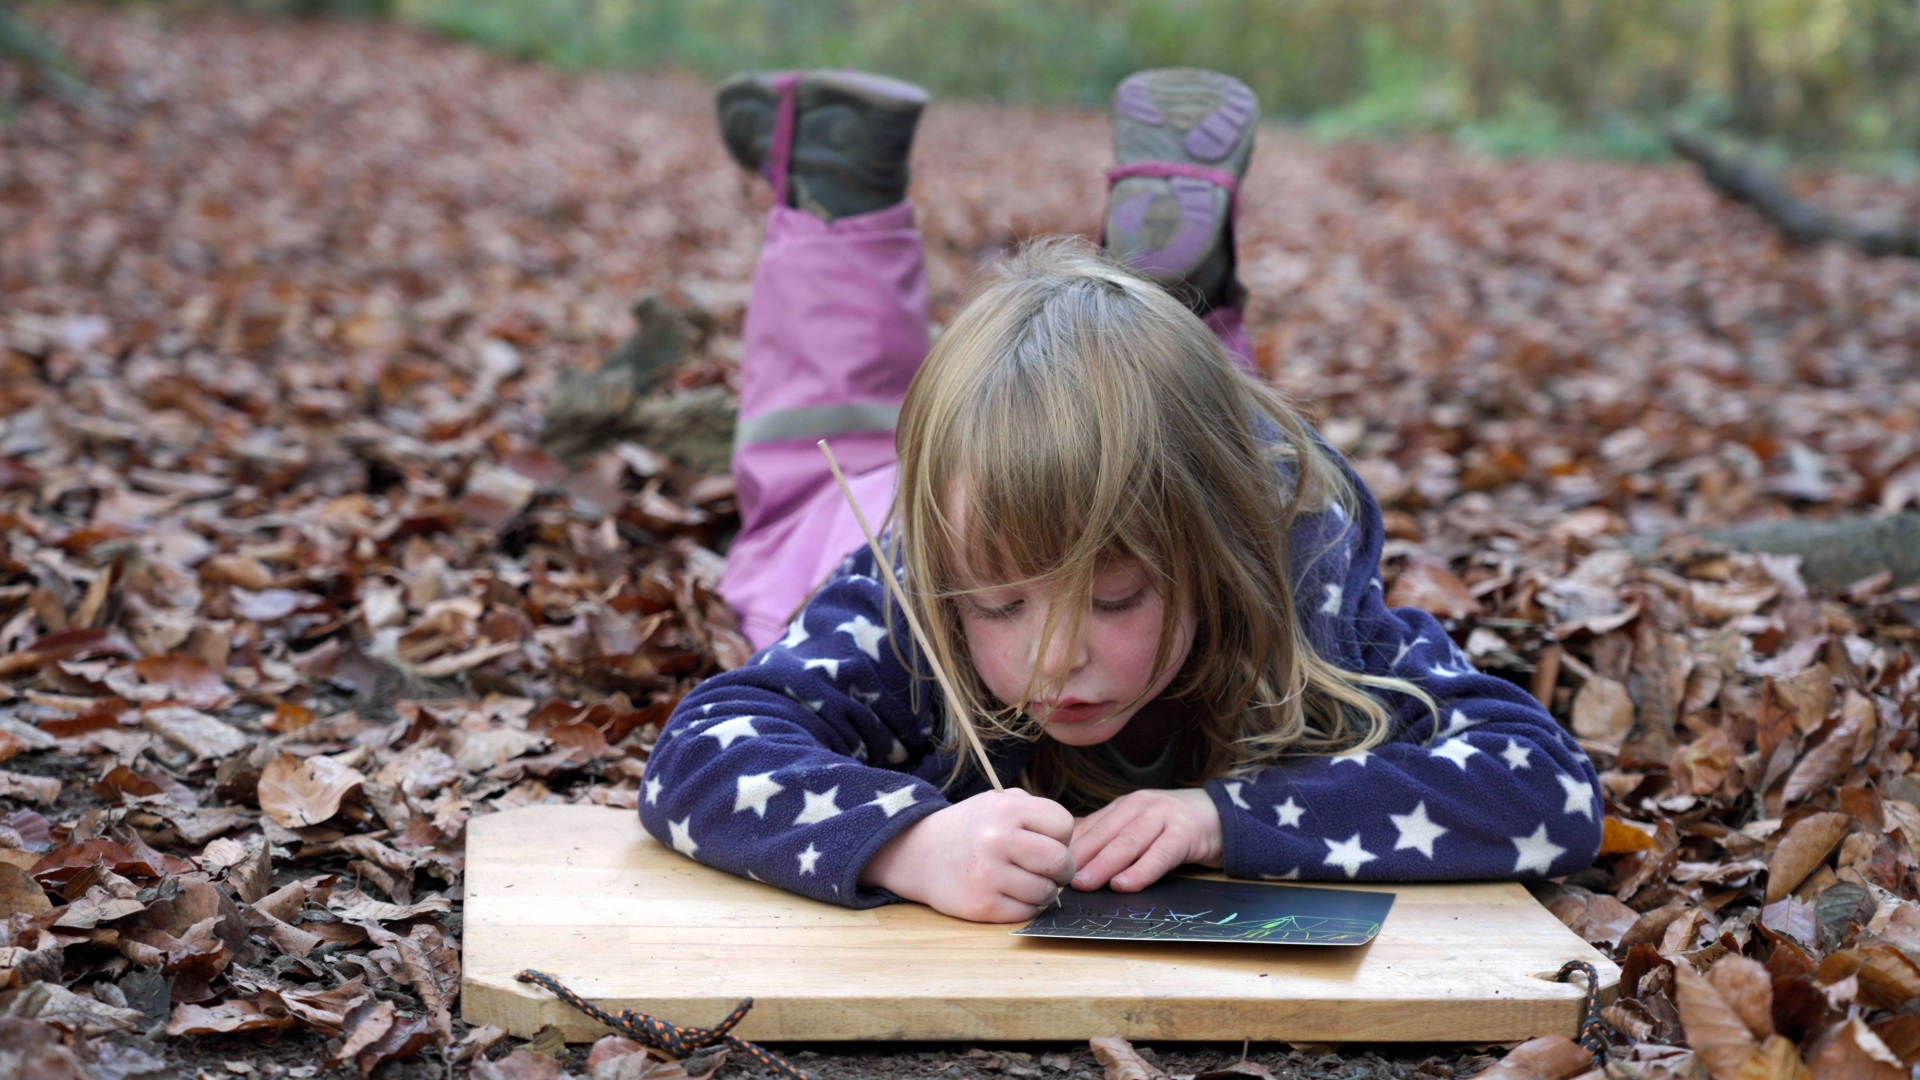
top-left (956, 557), bottom-right (1195, 747)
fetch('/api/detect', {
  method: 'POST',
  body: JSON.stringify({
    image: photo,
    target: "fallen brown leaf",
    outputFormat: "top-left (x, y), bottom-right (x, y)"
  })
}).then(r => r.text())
top-left (0, 1016), bottom-right (96, 1080)
top-left (1765, 813), bottom-right (1850, 904)
top-left (1599, 817), bottom-right (1656, 854)
top-left (1571, 675), bottom-right (1635, 749)
top-left (0, 770), bottom-right (61, 805)
top-left (1733, 1036), bottom-right (1809, 1080)
top-left (129, 655), bottom-right (235, 710)
top-left (1386, 556), bottom-right (1481, 619)
top-left (331, 998), bottom-right (396, 1070)
top-left (1466, 1034), bottom-right (1592, 1079)
top-left (473, 1049), bottom-right (568, 1080)
top-left (164, 998), bottom-right (295, 1036)
top-left (0, 863), bottom-right (51, 916)
top-left (1674, 961), bottom-right (1760, 1080)
top-left (1090, 1036), bottom-right (1168, 1080)
top-left (1808, 1016), bottom-right (1902, 1080)
top-left (257, 751), bottom-right (366, 828)
top-left (17, 982), bottom-right (147, 1036)
top-left (1706, 955), bottom-right (1773, 1041)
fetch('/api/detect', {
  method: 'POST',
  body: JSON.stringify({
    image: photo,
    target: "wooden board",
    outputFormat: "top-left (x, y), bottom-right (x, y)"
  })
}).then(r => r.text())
top-left (462, 805), bottom-right (1619, 1043)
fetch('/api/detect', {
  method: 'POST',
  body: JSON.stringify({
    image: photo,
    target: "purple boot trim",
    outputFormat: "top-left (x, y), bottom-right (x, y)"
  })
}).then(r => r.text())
top-left (1104, 163), bottom-right (1239, 281)
top-left (1183, 81), bottom-right (1258, 161)
top-left (763, 73), bottom-right (801, 202)
top-left (1114, 78), bottom-right (1165, 126)
top-left (1107, 161), bottom-right (1239, 216)
top-left (1203, 299), bottom-right (1255, 376)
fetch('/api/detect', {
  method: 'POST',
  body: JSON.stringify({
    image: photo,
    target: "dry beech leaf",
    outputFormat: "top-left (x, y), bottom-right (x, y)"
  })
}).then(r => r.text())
top-left (1761, 898), bottom-right (1819, 946)
top-left (130, 654), bottom-right (235, 709)
top-left (347, 1008), bottom-right (439, 1075)
top-left (1550, 889), bottom-right (1639, 950)
top-left (1845, 945), bottom-right (1920, 1011)
top-left (1090, 1036), bottom-right (1168, 1080)
top-left (1869, 1016), bottom-right (1920, 1068)
top-left (1707, 955), bottom-right (1773, 1040)
top-left (25, 983), bottom-right (149, 1036)
top-left (200, 554), bottom-right (275, 592)
top-left (1386, 557), bottom-right (1480, 619)
top-left (332, 998), bottom-right (396, 1070)
top-left (1765, 812), bottom-right (1850, 904)
top-left (588, 1036), bottom-right (649, 1073)
top-left (0, 1015), bottom-right (96, 1079)
top-left (257, 751), bottom-right (366, 828)
top-left (1600, 817), bottom-right (1656, 854)
top-left (1467, 1034), bottom-right (1592, 1079)
top-left (1808, 1016), bottom-right (1903, 1080)
top-left (52, 886), bottom-right (146, 928)
top-left (1734, 1036), bottom-right (1810, 1080)
top-left (0, 769), bottom-right (62, 805)
top-left (0, 862), bottom-right (52, 915)
top-left (1674, 961), bottom-right (1760, 1080)
top-left (1772, 665), bottom-right (1834, 734)
top-left (1672, 727), bottom-right (1736, 796)
top-left (139, 706), bottom-right (251, 761)
top-left (472, 1049), bottom-right (567, 1080)
top-left (165, 998), bottom-right (296, 1036)
top-left (452, 1025), bottom-right (508, 1065)
top-left (1572, 676), bottom-right (1635, 748)
top-left (364, 922), bottom-right (460, 1032)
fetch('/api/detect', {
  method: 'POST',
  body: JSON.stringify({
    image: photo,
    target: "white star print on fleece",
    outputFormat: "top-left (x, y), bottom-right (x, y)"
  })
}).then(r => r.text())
top-left (637, 447), bottom-right (1602, 908)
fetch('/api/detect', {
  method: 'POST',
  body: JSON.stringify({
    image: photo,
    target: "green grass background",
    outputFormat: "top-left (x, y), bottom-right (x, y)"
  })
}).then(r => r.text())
top-left (57, 0), bottom-right (1920, 165)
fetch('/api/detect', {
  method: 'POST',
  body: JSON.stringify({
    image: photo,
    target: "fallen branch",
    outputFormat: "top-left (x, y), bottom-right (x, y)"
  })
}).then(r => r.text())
top-left (1668, 128), bottom-right (1920, 257)
top-left (1621, 510), bottom-right (1920, 589)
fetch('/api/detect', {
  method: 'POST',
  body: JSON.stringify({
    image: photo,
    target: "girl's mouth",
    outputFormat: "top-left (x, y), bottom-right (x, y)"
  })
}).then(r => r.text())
top-left (1038, 699), bottom-right (1109, 724)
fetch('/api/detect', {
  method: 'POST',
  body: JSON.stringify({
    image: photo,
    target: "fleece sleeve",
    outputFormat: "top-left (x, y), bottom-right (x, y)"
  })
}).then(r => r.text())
top-left (637, 544), bottom-right (953, 908)
top-left (1200, 462), bottom-right (1604, 883)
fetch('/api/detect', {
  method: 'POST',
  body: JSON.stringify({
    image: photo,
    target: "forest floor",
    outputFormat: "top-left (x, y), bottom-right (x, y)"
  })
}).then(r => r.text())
top-left (4, 6), bottom-right (1920, 1080)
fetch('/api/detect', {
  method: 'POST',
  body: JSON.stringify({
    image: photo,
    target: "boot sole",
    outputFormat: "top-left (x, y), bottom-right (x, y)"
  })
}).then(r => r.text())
top-left (716, 70), bottom-right (929, 176)
top-left (1105, 69), bottom-right (1258, 286)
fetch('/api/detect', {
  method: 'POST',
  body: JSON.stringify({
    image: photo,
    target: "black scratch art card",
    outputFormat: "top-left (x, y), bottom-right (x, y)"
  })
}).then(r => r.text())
top-left (1014, 876), bottom-right (1395, 945)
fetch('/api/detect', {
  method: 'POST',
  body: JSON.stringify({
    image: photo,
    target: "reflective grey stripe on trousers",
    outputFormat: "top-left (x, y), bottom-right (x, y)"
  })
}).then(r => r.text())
top-left (732, 401), bottom-right (901, 451)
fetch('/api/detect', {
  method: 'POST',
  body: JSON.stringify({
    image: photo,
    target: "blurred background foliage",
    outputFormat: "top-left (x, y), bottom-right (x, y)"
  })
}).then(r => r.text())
top-left (14, 0), bottom-right (1920, 165)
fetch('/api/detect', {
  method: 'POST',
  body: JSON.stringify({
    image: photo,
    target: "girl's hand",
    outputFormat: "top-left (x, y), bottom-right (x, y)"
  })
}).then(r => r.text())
top-left (859, 789), bottom-right (1076, 923)
top-left (1068, 788), bottom-right (1222, 892)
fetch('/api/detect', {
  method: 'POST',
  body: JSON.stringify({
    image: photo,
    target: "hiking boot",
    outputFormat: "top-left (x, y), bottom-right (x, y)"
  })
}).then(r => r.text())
top-left (717, 69), bottom-right (929, 221)
top-left (1102, 68), bottom-right (1258, 313)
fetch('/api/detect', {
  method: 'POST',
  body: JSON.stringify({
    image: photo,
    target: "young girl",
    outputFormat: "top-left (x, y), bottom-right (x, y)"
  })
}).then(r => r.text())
top-left (637, 68), bottom-right (1602, 924)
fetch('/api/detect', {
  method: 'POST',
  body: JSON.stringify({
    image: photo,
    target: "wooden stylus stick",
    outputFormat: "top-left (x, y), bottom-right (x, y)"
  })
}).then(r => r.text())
top-left (817, 440), bottom-right (1003, 793)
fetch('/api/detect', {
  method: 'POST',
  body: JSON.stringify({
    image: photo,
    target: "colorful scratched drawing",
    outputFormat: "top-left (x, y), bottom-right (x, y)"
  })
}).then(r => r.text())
top-left (1013, 876), bottom-right (1395, 946)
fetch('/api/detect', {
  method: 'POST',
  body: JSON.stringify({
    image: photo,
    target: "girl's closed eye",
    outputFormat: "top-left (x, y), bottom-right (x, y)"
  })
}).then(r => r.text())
top-left (966, 586), bottom-right (1147, 621)
top-left (968, 598), bottom-right (1024, 621)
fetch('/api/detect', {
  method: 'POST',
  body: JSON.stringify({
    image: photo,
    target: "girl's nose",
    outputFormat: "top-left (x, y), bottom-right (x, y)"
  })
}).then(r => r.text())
top-left (1030, 615), bottom-right (1090, 680)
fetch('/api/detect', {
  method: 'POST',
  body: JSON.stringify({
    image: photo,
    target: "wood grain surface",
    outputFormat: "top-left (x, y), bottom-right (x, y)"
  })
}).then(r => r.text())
top-left (462, 805), bottom-right (1619, 1042)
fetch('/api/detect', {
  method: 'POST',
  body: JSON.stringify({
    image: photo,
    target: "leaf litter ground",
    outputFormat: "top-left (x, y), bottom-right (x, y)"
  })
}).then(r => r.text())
top-left (4, 7), bottom-right (1920, 1080)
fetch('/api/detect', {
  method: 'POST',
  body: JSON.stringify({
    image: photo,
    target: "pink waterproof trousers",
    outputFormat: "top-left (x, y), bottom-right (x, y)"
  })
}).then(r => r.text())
top-left (720, 202), bottom-right (1253, 648)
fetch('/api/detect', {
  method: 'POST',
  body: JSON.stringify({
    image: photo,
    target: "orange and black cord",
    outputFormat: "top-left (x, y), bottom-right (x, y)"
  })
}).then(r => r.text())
top-left (1553, 960), bottom-right (1612, 1056)
top-left (515, 970), bottom-right (817, 1080)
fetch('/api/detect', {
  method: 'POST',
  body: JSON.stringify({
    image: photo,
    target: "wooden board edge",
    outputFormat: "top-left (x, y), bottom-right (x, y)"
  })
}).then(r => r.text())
top-left (463, 964), bottom-right (1623, 1043)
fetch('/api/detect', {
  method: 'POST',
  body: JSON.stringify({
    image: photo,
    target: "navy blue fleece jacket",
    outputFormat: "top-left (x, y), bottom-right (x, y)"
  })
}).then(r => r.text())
top-left (639, 453), bottom-right (1602, 908)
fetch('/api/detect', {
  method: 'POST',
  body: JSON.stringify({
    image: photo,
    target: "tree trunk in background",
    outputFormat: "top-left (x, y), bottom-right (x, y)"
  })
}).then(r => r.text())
top-left (1729, 4), bottom-right (1768, 137)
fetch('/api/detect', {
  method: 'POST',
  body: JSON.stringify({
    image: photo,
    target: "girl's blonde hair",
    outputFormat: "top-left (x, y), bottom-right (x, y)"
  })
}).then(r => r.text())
top-left (885, 238), bottom-right (1435, 807)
